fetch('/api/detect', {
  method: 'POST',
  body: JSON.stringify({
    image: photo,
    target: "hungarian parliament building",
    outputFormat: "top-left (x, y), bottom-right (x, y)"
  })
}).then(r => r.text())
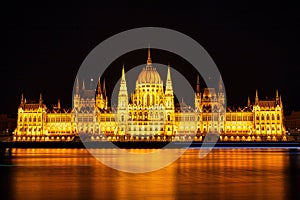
top-left (13, 50), bottom-right (287, 142)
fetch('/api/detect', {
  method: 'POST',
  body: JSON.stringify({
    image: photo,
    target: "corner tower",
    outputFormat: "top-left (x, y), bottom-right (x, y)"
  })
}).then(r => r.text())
top-left (194, 75), bottom-right (201, 110)
top-left (165, 64), bottom-right (175, 136)
top-left (117, 65), bottom-right (129, 136)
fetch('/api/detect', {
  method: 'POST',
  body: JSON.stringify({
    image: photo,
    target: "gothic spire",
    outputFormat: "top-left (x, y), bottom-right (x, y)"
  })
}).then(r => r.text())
top-left (167, 64), bottom-right (171, 81)
top-left (102, 78), bottom-right (106, 97)
top-left (218, 75), bottom-right (223, 93)
top-left (255, 89), bottom-right (259, 104)
top-left (122, 65), bottom-right (126, 81)
top-left (57, 99), bottom-right (61, 109)
top-left (118, 65), bottom-right (128, 109)
top-left (76, 78), bottom-right (79, 94)
top-left (82, 80), bottom-right (85, 90)
top-left (196, 75), bottom-right (200, 94)
top-left (165, 64), bottom-right (173, 95)
top-left (97, 77), bottom-right (102, 95)
top-left (276, 89), bottom-right (279, 103)
top-left (39, 93), bottom-right (43, 105)
top-left (20, 93), bottom-right (24, 107)
top-left (147, 47), bottom-right (152, 65)
top-left (247, 96), bottom-right (251, 107)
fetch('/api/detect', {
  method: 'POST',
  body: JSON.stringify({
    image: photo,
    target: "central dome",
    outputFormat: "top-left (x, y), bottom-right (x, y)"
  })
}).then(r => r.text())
top-left (136, 49), bottom-right (162, 85)
top-left (137, 66), bottom-right (162, 84)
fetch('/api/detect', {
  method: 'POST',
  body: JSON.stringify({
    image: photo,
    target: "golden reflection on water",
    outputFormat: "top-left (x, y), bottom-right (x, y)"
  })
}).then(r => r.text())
top-left (2, 148), bottom-right (297, 200)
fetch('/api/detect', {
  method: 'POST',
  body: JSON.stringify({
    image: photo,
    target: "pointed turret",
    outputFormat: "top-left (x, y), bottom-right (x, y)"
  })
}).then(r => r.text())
top-left (97, 77), bottom-right (102, 96)
top-left (165, 64), bottom-right (173, 94)
top-left (20, 93), bottom-right (24, 107)
top-left (218, 75), bottom-right (223, 93)
top-left (95, 76), bottom-right (108, 110)
top-left (196, 75), bottom-right (200, 94)
top-left (247, 96), bottom-right (251, 107)
top-left (102, 78), bottom-right (107, 98)
top-left (39, 93), bottom-right (43, 106)
top-left (117, 65), bottom-right (129, 134)
top-left (218, 75), bottom-right (225, 105)
top-left (82, 80), bottom-right (86, 90)
top-left (255, 89), bottom-right (259, 104)
top-left (165, 64), bottom-right (174, 110)
top-left (122, 65), bottom-right (126, 81)
top-left (147, 47), bottom-right (152, 65)
top-left (73, 78), bottom-right (80, 109)
top-left (167, 64), bottom-right (171, 81)
top-left (164, 64), bottom-right (175, 134)
top-left (276, 89), bottom-right (279, 104)
top-left (75, 78), bottom-right (79, 94)
top-left (195, 75), bottom-right (202, 110)
top-left (57, 99), bottom-right (61, 109)
top-left (118, 65), bottom-right (128, 98)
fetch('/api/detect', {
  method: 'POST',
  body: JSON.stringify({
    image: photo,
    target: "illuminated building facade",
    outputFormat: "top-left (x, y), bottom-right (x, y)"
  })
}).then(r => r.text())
top-left (13, 50), bottom-right (286, 141)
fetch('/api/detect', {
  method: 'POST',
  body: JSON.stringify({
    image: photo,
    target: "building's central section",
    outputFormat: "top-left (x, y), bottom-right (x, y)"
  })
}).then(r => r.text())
top-left (117, 49), bottom-right (175, 137)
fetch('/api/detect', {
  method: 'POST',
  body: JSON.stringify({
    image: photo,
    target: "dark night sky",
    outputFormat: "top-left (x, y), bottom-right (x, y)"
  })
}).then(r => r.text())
top-left (1, 1), bottom-right (299, 115)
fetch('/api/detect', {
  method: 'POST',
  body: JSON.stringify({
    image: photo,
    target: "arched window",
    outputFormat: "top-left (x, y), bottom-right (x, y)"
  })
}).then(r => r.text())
top-left (256, 115), bottom-right (259, 121)
top-left (277, 114), bottom-right (280, 120)
top-left (266, 114), bottom-right (270, 120)
top-left (167, 115), bottom-right (170, 121)
top-left (272, 114), bottom-right (275, 120)
top-left (121, 115), bottom-right (124, 122)
top-left (147, 95), bottom-right (150, 106)
top-left (160, 112), bottom-right (164, 118)
top-left (261, 115), bottom-right (264, 120)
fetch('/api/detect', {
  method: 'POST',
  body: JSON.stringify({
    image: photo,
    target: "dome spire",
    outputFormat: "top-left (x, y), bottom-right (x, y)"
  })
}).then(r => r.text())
top-left (147, 47), bottom-right (152, 65)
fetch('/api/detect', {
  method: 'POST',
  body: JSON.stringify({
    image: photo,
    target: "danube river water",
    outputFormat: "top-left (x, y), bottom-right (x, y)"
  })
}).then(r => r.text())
top-left (0, 148), bottom-right (300, 200)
